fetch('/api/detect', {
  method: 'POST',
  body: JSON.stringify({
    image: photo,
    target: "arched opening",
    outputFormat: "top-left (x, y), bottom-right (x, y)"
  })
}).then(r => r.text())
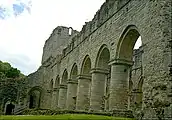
top-left (69, 27), bottom-right (73, 35)
top-left (76, 55), bottom-right (91, 110)
top-left (62, 69), bottom-right (68, 85)
top-left (90, 45), bottom-right (110, 111)
top-left (66, 63), bottom-right (78, 110)
top-left (28, 86), bottom-right (42, 109)
top-left (51, 76), bottom-right (60, 109)
top-left (5, 101), bottom-right (15, 115)
top-left (116, 25), bottom-right (141, 61)
top-left (96, 45), bottom-right (110, 69)
top-left (70, 63), bottom-right (78, 80)
top-left (114, 25), bottom-right (143, 110)
top-left (1, 86), bottom-right (18, 112)
top-left (29, 93), bottom-right (36, 109)
top-left (58, 69), bottom-right (68, 109)
top-left (81, 55), bottom-right (91, 75)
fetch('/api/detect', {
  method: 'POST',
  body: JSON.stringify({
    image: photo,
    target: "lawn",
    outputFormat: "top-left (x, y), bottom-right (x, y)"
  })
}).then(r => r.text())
top-left (0, 114), bottom-right (135, 120)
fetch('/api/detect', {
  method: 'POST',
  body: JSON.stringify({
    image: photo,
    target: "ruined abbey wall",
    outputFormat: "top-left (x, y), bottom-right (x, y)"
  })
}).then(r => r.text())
top-left (26, 0), bottom-right (172, 119)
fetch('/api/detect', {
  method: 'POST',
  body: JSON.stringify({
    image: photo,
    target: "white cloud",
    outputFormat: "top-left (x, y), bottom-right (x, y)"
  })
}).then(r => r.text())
top-left (0, 0), bottom-right (105, 75)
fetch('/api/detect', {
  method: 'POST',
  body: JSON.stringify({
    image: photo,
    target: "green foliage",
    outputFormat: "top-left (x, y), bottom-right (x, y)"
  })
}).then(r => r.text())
top-left (6, 68), bottom-right (20, 78)
top-left (0, 61), bottom-right (11, 74)
top-left (0, 60), bottom-right (23, 79)
top-left (0, 60), bottom-right (26, 113)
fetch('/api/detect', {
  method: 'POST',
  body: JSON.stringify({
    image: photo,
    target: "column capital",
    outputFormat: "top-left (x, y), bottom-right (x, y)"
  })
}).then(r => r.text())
top-left (90, 68), bottom-right (109, 74)
top-left (67, 79), bottom-right (78, 84)
top-left (109, 58), bottom-right (133, 66)
top-left (77, 74), bottom-right (91, 80)
top-left (59, 84), bottom-right (67, 89)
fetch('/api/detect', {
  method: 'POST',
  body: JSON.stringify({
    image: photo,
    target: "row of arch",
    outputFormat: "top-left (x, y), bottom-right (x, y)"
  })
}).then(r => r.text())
top-left (29, 25), bottom-right (144, 111)
top-left (58, 45), bottom-right (110, 85)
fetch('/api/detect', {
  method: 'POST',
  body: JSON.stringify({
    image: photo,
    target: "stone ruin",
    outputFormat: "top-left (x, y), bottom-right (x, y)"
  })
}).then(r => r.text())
top-left (8, 0), bottom-right (172, 119)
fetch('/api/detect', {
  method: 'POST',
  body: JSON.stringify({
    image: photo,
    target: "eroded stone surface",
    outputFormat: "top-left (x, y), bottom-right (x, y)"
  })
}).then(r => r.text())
top-left (22, 0), bottom-right (172, 119)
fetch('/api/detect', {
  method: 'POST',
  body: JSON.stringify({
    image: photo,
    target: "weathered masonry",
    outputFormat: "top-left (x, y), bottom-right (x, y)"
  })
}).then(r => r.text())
top-left (26, 0), bottom-right (172, 119)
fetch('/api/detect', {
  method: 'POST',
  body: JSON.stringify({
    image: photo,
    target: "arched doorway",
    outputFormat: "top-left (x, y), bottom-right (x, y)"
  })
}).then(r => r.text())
top-left (90, 45), bottom-right (110, 111)
top-left (29, 93), bottom-right (36, 109)
top-left (109, 25), bottom-right (143, 111)
top-left (28, 86), bottom-right (42, 109)
top-left (66, 63), bottom-right (78, 110)
top-left (5, 101), bottom-right (15, 115)
top-left (76, 55), bottom-right (92, 111)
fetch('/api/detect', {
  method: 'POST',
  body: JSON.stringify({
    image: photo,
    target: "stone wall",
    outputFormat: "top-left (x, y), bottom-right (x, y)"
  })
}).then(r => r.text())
top-left (26, 0), bottom-right (172, 119)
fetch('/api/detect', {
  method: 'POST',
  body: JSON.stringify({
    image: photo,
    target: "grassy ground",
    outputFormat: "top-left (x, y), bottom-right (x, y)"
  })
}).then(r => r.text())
top-left (0, 114), bottom-right (135, 120)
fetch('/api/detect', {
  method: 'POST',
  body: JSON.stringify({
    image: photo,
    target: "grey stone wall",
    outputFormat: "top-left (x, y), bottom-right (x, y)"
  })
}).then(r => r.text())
top-left (26, 0), bottom-right (172, 119)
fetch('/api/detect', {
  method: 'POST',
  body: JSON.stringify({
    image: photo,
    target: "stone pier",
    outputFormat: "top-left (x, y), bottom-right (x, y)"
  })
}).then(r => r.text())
top-left (109, 59), bottom-right (133, 110)
top-left (90, 68), bottom-right (109, 111)
top-left (58, 84), bottom-right (67, 109)
top-left (76, 75), bottom-right (91, 111)
top-left (66, 80), bottom-right (78, 110)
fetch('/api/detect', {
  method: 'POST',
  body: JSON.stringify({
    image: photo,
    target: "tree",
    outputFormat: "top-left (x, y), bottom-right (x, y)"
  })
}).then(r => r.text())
top-left (6, 68), bottom-right (20, 78)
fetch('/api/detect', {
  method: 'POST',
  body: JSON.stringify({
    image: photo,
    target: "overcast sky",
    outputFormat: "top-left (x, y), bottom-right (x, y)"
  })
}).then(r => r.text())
top-left (0, 0), bottom-right (106, 75)
top-left (0, 0), bottom-right (141, 75)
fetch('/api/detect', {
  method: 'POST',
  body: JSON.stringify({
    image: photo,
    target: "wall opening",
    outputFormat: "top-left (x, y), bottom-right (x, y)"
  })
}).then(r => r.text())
top-left (62, 69), bottom-right (68, 85)
top-left (116, 25), bottom-right (143, 110)
top-left (5, 102), bottom-right (15, 115)
top-left (69, 27), bottom-right (73, 35)
top-left (70, 64), bottom-right (78, 80)
top-left (95, 45), bottom-right (110, 110)
top-left (28, 87), bottom-right (42, 109)
top-left (29, 94), bottom-right (36, 109)
top-left (81, 55), bottom-right (91, 75)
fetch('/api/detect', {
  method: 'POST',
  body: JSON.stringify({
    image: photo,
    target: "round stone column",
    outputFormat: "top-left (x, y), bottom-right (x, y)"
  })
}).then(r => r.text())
top-left (58, 84), bottom-right (67, 109)
top-left (76, 75), bottom-right (91, 111)
top-left (109, 59), bottom-right (133, 111)
top-left (90, 68), bottom-right (109, 111)
top-left (66, 79), bottom-right (78, 110)
top-left (51, 88), bottom-right (59, 109)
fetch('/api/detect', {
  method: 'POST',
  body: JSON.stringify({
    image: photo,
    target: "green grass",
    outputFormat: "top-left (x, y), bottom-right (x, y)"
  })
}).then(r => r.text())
top-left (0, 114), bottom-right (135, 120)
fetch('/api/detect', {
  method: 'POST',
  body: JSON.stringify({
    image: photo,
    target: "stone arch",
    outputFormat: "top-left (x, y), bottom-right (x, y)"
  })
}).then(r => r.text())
top-left (109, 25), bottom-right (143, 110)
top-left (55, 75), bottom-right (60, 88)
top-left (95, 44), bottom-right (110, 69)
top-left (90, 45), bottom-right (111, 111)
top-left (70, 63), bottom-right (78, 80)
top-left (66, 63), bottom-right (78, 110)
top-left (116, 25), bottom-right (141, 61)
top-left (76, 55), bottom-right (92, 110)
top-left (61, 69), bottom-right (68, 84)
top-left (28, 86), bottom-right (43, 109)
top-left (81, 55), bottom-right (91, 75)
top-left (58, 69), bottom-right (68, 109)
